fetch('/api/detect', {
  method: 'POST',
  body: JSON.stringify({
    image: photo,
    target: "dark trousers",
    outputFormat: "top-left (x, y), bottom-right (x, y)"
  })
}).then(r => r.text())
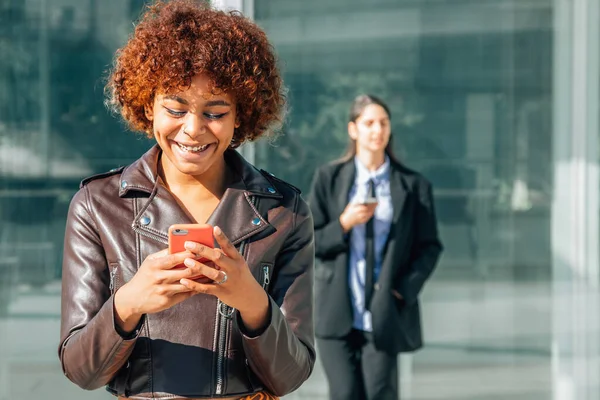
top-left (317, 329), bottom-right (398, 400)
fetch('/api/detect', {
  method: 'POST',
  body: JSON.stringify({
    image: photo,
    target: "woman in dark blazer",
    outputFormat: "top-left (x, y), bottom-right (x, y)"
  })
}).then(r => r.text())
top-left (309, 94), bottom-right (443, 400)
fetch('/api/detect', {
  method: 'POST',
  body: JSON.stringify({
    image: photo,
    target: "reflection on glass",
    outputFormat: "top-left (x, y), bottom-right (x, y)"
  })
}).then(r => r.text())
top-left (0, 1), bottom-right (151, 398)
top-left (252, 0), bottom-right (598, 399)
top-left (0, 0), bottom-right (599, 398)
top-left (256, 0), bottom-right (554, 279)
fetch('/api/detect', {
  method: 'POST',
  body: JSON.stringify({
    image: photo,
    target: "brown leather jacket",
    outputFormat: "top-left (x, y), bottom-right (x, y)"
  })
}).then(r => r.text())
top-left (58, 146), bottom-right (315, 399)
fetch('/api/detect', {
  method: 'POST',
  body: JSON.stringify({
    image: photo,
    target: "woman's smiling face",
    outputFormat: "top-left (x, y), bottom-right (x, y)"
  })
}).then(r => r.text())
top-left (146, 74), bottom-right (239, 178)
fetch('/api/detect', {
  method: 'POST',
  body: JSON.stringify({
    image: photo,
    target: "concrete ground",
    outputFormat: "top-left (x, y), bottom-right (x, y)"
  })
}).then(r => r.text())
top-left (0, 278), bottom-right (598, 400)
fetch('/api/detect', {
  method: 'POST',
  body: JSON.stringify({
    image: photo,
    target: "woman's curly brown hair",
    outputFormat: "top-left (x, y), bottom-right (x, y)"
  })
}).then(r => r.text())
top-left (106, 0), bottom-right (285, 145)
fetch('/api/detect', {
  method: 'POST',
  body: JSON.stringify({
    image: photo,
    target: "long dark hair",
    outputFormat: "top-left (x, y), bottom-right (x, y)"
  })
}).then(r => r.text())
top-left (340, 94), bottom-right (401, 165)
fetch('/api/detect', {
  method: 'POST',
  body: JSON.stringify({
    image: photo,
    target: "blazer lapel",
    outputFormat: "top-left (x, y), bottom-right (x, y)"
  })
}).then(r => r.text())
top-left (336, 160), bottom-right (356, 215)
top-left (380, 164), bottom-right (409, 270)
top-left (389, 165), bottom-right (408, 225)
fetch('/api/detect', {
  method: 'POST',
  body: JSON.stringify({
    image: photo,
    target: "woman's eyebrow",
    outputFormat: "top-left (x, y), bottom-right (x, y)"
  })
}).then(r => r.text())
top-left (205, 100), bottom-right (231, 107)
top-left (163, 96), bottom-right (230, 108)
top-left (163, 95), bottom-right (189, 105)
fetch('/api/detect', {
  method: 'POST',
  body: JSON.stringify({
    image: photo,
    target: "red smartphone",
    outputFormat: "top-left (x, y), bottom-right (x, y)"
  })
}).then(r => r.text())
top-left (168, 224), bottom-right (214, 279)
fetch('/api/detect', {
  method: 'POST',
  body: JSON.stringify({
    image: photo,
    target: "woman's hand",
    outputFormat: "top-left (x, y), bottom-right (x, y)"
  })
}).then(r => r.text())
top-left (391, 289), bottom-right (403, 301)
top-left (339, 202), bottom-right (378, 233)
top-left (114, 248), bottom-right (202, 332)
top-left (180, 226), bottom-right (270, 332)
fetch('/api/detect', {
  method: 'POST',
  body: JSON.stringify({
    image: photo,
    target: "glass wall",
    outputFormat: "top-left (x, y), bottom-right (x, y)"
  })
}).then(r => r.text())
top-left (251, 0), bottom-right (600, 399)
top-left (0, 0), bottom-right (598, 399)
top-left (255, 0), bottom-right (554, 280)
top-left (0, 0), bottom-right (152, 398)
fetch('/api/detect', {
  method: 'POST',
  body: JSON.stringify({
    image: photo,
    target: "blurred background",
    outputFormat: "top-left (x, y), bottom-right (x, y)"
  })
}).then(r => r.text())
top-left (0, 0), bottom-right (599, 399)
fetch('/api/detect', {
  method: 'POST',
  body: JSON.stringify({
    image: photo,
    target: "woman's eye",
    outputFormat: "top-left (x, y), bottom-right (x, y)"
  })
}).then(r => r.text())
top-left (204, 112), bottom-right (228, 120)
top-left (165, 107), bottom-right (187, 117)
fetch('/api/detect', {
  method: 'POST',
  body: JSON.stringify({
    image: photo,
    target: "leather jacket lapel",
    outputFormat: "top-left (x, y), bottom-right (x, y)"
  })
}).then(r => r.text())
top-left (207, 188), bottom-right (276, 246)
top-left (132, 184), bottom-right (194, 245)
top-left (122, 145), bottom-right (281, 247)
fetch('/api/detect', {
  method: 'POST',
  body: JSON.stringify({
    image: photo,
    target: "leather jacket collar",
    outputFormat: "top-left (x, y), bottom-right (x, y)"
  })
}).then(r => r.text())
top-left (118, 145), bottom-right (282, 246)
top-left (118, 144), bottom-right (283, 198)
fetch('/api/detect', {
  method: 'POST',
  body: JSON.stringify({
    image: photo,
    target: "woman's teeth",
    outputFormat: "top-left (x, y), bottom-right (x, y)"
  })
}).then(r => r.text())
top-left (177, 143), bottom-right (209, 152)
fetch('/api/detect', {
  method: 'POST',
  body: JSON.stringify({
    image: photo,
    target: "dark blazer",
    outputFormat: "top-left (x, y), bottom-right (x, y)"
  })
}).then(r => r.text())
top-left (309, 157), bottom-right (443, 354)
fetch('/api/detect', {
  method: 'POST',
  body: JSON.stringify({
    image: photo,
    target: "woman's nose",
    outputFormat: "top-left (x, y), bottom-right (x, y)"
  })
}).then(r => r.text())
top-left (183, 114), bottom-right (205, 137)
top-left (371, 122), bottom-right (383, 134)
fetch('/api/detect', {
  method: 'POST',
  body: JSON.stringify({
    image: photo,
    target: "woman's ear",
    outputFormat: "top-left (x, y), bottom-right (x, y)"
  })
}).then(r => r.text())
top-left (234, 117), bottom-right (240, 129)
top-left (348, 121), bottom-right (358, 140)
top-left (144, 104), bottom-right (154, 121)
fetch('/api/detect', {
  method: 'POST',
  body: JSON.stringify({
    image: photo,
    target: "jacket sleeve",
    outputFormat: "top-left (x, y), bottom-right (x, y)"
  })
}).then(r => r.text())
top-left (58, 187), bottom-right (142, 390)
top-left (396, 179), bottom-right (443, 305)
top-left (308, 167), bottom-right (349, 260)
top-left (235, 194), bottom-right (316, 396)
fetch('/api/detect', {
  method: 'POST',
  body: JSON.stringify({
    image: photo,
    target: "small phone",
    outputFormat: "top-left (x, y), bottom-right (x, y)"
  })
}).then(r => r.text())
top-left (168, 224), bottom-right (214, 276)
top-left (360, 197), bottom-right (378, 205)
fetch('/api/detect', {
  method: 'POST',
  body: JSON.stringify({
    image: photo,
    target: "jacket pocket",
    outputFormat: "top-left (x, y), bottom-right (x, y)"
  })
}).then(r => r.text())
top-left (393, 293), bottom-right (407, 312)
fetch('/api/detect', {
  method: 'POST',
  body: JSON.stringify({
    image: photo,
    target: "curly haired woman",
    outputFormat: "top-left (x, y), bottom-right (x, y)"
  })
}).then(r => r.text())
top-left (58, 1), bottom-right (315, 399)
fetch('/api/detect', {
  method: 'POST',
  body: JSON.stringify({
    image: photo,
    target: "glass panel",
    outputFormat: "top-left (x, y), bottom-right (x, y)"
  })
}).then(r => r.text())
top-left (0, 0), bottom-right (151, 398)
top-left (0, 0), bottom-right (597, 398)
top-left (253, 0), bottom-right (561, 398)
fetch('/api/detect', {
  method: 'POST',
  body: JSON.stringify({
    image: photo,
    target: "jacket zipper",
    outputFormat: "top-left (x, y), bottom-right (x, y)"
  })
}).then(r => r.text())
top-left (215, 196), bottom-right (257, 395)
top-left (215, 297), bottom-right (234, 395)
top-left (262, 265), bottom-right (270, 290)
top-left (109, 266), bottom-right (118, 293)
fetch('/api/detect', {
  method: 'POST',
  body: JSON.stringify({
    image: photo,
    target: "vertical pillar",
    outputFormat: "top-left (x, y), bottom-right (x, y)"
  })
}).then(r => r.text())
top-left (40, 0), bottom-right (50, 176)
top-left (552, 0), bottom-right (599, 284)
top-left (552, 0), bottom-right (600, 399)
top-left (213, 0), bottom-right (256, 164)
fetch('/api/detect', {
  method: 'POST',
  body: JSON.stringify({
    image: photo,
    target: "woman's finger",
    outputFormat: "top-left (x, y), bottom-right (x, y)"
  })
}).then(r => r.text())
top-left (159, 259), bottom-right (212, 282)
top-left (353, 205), bottom-right (368, 212)
top-left (213, 226), bottom-right (241, 260)
top-left (155, 251), bottom-right (197, 270)
top-left (170, 291), bottom-right (196, 303)
top-left (146, 248), bottom-right (169, 261)
top-left (183, 241), bottom-right (232, 269)
top-left (159, 283), bottom-right (194, 296)
top-left (180, 278), bottom-right (219, 295)
top-left (181, 258), bottom-right (222, 281)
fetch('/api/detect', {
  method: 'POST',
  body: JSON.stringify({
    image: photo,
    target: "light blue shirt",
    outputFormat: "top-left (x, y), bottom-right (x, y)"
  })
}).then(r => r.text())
top-left (348, 156), bottom-right (393, 332)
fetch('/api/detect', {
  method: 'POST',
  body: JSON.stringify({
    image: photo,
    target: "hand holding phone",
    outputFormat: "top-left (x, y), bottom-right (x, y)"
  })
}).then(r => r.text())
top-left (168, 224), bottom-right (215, 280)
top-left (359, 197), bottom-right (378, 205)
top-left (339, 200), bottom-right (378, 232)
